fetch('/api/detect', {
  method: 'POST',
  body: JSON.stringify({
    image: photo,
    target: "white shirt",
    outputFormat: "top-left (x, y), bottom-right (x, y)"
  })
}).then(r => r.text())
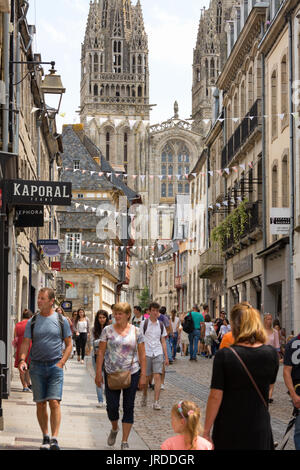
top-left (171, 317), bottom-right (180, 332)
top-left (77, 319), bottom-right (89, 333)
top-left (220, 324), bottom-right (231, 338)
top-left (141, 319), bottom-right (167, 357)
top-left (205, 322), bottom-right (214, 338)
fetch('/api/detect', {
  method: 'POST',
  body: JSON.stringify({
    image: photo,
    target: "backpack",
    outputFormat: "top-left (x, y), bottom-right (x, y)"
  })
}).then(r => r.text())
top-left (132, 315), bottom-right (144, 326)
top-left (182, 312), bottom-right (194, 334)
top-left (31, 312), bottom-right (65, 342)
top-left (143, 318), bottom-right (164, 336)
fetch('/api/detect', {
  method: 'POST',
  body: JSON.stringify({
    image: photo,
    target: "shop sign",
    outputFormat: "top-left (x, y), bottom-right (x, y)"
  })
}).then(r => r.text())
top-left (15, 205), bottom-right (44, 227)
top-left (42, 245), bottom-right (60, 257)
top-left (38, 239), bottom-right (60, 257)
top-left (51, 261), bottom-right (61, 271)
top-left (270, 208), bottom-right (291, 235)
top-left (233, 254), bottom-right (253, 280)
top-left (4, 180), bottom-right (72, 206)
top-left (37, 239), bottom-right (59, 246)
top-left (61, 301), bottom-right (72, 312)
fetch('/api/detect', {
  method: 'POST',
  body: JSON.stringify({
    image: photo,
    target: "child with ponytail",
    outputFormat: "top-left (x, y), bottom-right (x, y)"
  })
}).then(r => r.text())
top-left (161, 400), bottom-right (212, 450)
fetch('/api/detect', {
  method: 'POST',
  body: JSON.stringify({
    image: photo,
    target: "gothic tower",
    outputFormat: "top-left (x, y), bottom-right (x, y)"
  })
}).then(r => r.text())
top-left (192, 0), bottom-right (235, 135)
top-left (80, 0), bottom-right (150, 176)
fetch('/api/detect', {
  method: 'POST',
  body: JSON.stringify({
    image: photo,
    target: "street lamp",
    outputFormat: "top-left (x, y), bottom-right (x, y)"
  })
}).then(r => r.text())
top-left (40, 63), bottom-right (66, 116)
top-left (11, 60), bottom-right (66, 116)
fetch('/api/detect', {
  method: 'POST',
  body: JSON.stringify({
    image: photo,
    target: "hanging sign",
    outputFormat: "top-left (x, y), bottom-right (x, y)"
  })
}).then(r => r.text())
top-left (15, 205), bottom-right (44, 227)
top-left (42, 244), bottom-right (61, 257)
top-left (270, 208), bottom-right (291, 235)
top-left (51, 261), bottom-right (61, 271)
top-left (4, 180), bottom-right (72, 206)
top-left (37, 239), bottom-right (59, 246)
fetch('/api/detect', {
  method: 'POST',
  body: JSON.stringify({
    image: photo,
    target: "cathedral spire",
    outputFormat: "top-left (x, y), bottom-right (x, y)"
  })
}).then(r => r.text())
top-left (130, 0), bottom-right (148, 51)
top-left (80, 0), bottom-right (150, 128)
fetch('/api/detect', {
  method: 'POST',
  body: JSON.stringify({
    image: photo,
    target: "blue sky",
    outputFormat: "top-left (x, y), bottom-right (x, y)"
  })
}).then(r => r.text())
top-left (27, 0), bottom-right (210, 129)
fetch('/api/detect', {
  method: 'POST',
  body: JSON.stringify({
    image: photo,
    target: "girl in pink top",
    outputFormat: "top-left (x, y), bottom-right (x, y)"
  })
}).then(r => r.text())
top-left (161, 400), bottom-right (212, 451)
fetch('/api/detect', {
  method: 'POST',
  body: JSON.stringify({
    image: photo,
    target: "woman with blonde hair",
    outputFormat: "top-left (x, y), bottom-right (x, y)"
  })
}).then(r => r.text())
top-left (95, 302), bottom-right (146, 450)
top-left (161, 400), bottom-right (212, 450)
top-left (203, 302), bottom-right (279, 450)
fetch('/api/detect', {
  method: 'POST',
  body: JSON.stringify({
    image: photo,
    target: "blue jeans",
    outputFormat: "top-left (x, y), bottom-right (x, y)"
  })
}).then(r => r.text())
top-left (188, 329), bottom-right (201, 360)
top-left (170, 332), bottom-right (178, 360)
top-left (29, 360), bottom-right (64, 403)
top-left (92, 355), bottom-right (104, 403)
top-left (294, 409), bottom-right (300, 450)
top-left (166, 336), bottom-right (173, 362)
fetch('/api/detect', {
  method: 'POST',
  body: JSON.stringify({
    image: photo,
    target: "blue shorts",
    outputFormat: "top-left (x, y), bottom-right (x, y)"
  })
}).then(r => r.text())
top-left (29, 360), bottom-right (64, 403)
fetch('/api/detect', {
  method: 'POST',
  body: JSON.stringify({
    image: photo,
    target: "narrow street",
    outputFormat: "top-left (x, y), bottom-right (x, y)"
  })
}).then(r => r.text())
top-left (0, 354), bottom-right (295, 451)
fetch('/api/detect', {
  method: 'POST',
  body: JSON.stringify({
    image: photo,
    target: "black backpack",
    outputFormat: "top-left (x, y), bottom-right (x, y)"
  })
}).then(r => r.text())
top-left (31, 312), bottom-right (65, 342)
top-left (182, 312), bottom-right (194, 334)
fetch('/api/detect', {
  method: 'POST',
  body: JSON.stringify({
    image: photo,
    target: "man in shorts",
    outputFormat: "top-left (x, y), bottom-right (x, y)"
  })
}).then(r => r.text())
top-left (140, 302), bottom-right (169, 410)
top-left (18, 288), bottom-right (72, 450)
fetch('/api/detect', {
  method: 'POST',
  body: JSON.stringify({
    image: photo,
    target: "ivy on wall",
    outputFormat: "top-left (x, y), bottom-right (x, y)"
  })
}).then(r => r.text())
top-left (211, 199), bottom-right (250, 251)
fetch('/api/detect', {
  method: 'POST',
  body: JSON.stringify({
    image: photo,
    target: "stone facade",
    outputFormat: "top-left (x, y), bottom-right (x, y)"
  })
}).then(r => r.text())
top-left (57, 124), bottom-right (140, 319)
top-left (257, 0), bottom-right (300, 334)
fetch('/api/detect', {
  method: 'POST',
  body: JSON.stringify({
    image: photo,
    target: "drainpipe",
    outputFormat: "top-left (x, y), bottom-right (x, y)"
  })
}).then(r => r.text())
top-left (288, 14), bottom-right (294, 332)
top-left (261, 16), bottom-right (267, 315)
top-left (2, 13), bottom-right (10, 152)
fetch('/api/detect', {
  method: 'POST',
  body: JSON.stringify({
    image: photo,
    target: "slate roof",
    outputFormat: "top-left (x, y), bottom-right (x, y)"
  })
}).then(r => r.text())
top-left (60, 125), bottom-right (113, 191)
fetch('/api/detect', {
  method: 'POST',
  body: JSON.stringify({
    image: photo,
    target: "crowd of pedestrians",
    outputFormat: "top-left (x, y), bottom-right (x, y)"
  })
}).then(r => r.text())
top-left (13, 290), bottom-right (300, 451)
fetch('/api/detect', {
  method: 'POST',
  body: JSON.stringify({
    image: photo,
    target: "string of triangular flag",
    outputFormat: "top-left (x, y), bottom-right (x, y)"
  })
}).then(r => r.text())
top-left (26, 103), bottom-right (300, 123)
top-left (72, 200), bottom-right (135, 220)
top-left (58, 161), bottom-right (255, 180)
top-left (65, 233), bottom-right (172, 251)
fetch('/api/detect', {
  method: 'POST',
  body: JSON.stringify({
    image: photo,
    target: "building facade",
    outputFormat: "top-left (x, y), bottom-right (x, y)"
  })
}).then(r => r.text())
top-left (258, 0), bottom-right (300, 334)
top-left (1, 0), bottom-right (64, 404)
top-left (57, 123), bottom-right (141, 320)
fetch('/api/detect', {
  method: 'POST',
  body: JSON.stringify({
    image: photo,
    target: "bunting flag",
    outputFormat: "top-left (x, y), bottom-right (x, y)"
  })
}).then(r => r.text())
top-left (59, 160), bottom-right (256, 180)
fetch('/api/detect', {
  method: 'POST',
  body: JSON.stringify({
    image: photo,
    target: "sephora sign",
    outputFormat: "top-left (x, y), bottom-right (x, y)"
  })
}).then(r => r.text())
top-left (4, 180), bottom-right (72, 206)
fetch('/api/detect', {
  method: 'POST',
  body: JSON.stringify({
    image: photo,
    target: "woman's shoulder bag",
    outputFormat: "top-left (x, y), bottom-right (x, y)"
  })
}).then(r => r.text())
top-left (107, 326), bottom-right (138, 391)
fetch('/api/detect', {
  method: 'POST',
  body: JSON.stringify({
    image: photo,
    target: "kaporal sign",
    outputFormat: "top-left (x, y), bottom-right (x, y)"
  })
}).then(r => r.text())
top-left (5, 180), bottom-right (72, 206)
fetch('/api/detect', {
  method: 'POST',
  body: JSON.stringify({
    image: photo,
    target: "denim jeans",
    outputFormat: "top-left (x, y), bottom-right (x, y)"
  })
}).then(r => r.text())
top-left (188, 329), bottom-right (201, 360)
top-left (294, 409), bottom-right (300, 450)
top-left (29, 360), bottom-right (64, 403)
top-left (92, 355), bottom-right (104, 403)
top-left (170, 332), bottom-right (178, 360)
top-left (166, 336), bottom-right (173, 362)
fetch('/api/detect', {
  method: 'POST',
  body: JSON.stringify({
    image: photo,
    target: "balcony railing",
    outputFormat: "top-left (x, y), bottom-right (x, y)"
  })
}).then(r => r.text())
top-left (222, 99), bottom-right (261, 168)
top-left (199, 246), bottom-right (224, 279)
top-left (223, 201), bottom-right (262, 251)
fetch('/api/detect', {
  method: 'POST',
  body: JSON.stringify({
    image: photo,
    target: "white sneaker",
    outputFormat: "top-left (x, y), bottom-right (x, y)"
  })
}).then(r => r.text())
top-left (96, 401), bottom-right (106, 408)
top-left (160, 384), bottom-right (165, 390)
top-left (153, 401), bottom-right (161, 410)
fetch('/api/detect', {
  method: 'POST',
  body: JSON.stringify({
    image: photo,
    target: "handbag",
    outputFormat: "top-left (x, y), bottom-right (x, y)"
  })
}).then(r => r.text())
top-left (229, 347), bottom-right (268, 408)
top-left (107, 326), bottom-right (137, 391)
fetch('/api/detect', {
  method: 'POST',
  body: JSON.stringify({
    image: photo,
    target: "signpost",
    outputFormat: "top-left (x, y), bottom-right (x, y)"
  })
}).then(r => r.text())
top-left (4, 180), bottom-right (72, 206)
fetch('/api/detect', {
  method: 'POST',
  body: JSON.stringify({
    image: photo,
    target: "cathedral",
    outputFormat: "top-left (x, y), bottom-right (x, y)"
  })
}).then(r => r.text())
top-left (78, 0), bottom-right (235, 305)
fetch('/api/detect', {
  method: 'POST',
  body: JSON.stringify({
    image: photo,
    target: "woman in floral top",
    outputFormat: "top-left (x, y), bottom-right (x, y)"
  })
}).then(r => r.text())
top-left (95, 302), bottom-right (146, 450)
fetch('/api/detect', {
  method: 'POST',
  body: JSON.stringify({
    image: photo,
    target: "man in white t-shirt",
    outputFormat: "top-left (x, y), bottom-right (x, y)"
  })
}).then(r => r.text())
top-left (140, 302), bottom-right (168, 410)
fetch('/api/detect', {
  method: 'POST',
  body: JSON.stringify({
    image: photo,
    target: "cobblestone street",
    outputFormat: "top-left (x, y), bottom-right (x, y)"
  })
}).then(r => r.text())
top-left (131, 354), bottom-right (296, 451)
top-left (0, 353), bottom-right (296, 451)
